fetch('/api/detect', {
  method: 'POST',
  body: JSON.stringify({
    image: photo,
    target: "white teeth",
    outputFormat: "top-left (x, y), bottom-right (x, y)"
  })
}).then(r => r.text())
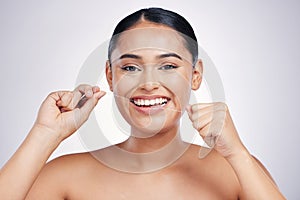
top-left (145, 100), bottom-right (150, 106)
top-left (150, 99), bottom-right (155, 105)
top-left (140, 99), bottom-right (144, 106)
top-left (132, 98), bottom-right (168, 106)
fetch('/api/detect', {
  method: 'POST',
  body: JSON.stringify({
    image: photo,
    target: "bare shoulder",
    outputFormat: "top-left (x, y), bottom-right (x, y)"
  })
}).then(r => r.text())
top-left (26, 151), bottom-right (107, 199)
top-left (182, 143), bottom-right (236, 170)
top-left (177, 144), bottom-right (242, 198)
top-left (41, 151), bottom-right (105, 177)
top-left (46, 151), bottom-right (100, 170)
top-left (181, 144), bottom-right (277, 197)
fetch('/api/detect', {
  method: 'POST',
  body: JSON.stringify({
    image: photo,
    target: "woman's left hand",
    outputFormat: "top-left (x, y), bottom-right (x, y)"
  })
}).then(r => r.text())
top-left (186, 102), bottom-right (247, 159)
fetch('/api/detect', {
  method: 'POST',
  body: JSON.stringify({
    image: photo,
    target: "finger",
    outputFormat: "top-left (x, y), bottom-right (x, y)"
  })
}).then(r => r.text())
top-left (94, 90), bottom-right (106, 99)
top-left (56, 91), bottom-right (73, 108)
top-left (185, 104), bottom-right (192, 119)
top-left (75, 84), bottom-right (94, 98)
top-left (191, 102), bottom-right (227, 113)
top-left (190, 106), bottom-right (226, 122)
top-left (201, 125), bottom-right (223, 144)
top-left (41, 91), bottom-right (62, 111)
top-left (190, 108), bottom-right (212, 122)
top-left (190, 103), bottom-right (213, 113)
top-left (74, 85), bottom-right (104, 108)
top-left (192, 111), bottom-right (212, 133)
top-left (40, 91), bottom-right (72, 115)
top-left (201, 124), bottom-right (221, 143)
top-left (198, 146), bottom-right (213, 159)
top-left (192, 110), bottom-right (226, 137)
top-left (76, 89), bottom-right (106, 109)
top-left (75, 90), bottom-right (106, 126)
top-left (57, 90), bottom-right (83, 111)
top-left (46, 91), bottom-right (61, 104)
top-left (92, 86), bottom-right (100, 93)
top-left (189, 103), bottom-right (215, 122)
top-left (71, 85), bottom-right (97, 109)
top-left (199, 112), bottom-right (226, 144)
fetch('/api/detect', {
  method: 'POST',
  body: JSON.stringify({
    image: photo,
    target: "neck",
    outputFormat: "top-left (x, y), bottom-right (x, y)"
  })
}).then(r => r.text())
top-left (118, 124), bottom-right (183, 153)
top-left (93, 124), bottom-right (191, 173)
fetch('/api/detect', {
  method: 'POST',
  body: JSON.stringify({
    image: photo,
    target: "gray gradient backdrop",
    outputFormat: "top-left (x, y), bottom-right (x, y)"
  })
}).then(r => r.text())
top-left (0, 0), bottom-right (299, 199)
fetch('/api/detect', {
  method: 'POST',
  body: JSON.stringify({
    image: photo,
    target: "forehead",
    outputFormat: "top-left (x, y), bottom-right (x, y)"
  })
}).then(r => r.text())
top-left (111, 27), bottom-right (192, 62)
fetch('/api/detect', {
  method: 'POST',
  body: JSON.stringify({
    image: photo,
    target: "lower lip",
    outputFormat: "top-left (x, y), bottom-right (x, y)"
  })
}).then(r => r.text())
top-left (131, 101), bottom-right (169, 115)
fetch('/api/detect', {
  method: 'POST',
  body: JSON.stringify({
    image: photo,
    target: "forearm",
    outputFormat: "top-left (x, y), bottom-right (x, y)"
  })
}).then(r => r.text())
top-left (0, 125), bottom-right (61, 200)
top-left (227, 149), bottom-right (285, 200)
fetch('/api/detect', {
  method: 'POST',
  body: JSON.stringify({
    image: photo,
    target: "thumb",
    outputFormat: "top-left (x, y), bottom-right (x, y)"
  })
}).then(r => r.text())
top-left (76, 91), bottom-right (106, 126)
top-left (81, 91), bottom-right (106, 115)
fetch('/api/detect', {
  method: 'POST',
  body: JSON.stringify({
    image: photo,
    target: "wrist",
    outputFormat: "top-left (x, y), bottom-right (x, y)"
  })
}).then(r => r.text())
top-left (225, 147), bottom-right (253, 164)
top-left (27, 124), bottom-right (62, 151)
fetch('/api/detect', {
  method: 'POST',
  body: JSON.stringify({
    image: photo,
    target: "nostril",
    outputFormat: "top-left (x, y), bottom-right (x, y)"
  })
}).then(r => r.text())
top-left (141, 82), bottom-right (160, 91)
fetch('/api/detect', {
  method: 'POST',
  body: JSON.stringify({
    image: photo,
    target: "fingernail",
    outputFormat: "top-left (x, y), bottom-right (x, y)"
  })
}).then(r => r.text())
top-left (92, 86), bottom-right (100, 92)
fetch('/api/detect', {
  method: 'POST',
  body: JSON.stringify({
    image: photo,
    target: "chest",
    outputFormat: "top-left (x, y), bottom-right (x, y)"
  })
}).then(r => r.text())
top-left (66, 170), bottom-right (238, 200)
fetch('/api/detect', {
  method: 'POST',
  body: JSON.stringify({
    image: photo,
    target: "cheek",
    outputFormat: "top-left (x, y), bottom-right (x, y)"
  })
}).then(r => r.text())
top-left (111, 74), bottom-right (137, 125)
top-left (112, 73), bottom-right (139, 97)
top-left (159, 71), bottom-right (192, 109)
top-left (111, 72), bottom-right (143, 119)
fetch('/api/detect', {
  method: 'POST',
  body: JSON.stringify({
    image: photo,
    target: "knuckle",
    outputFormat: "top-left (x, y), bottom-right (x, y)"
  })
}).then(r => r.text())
top-left (47, 91), bottom-right (59, 100)
top-left (66, 91), bottom-right (74, 99)
top-left (78, 83), bottom-right (89, 87)
top-left (48, 91), bottom-right (57, 97)
top-left (215, 102), bottom-right (228, 111)
top-left (75, 84), bottom-right (91, 92)
top-left (193, 121), bottom-right (201, 131)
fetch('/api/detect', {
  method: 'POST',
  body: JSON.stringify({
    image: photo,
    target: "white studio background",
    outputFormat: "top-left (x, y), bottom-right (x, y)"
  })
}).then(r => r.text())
top-left (0, 0), bottom-right (299, 199)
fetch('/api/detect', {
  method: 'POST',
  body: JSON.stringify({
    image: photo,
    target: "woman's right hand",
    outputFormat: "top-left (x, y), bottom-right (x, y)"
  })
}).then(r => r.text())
top-left (0, 84), bottom-right (105, 200)
top-left (34, 84), bottom-right (106, 143)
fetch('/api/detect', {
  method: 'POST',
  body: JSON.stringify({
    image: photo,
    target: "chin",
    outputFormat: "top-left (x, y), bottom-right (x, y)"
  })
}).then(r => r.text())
top-left (128, 115), bottom-right (180, 139)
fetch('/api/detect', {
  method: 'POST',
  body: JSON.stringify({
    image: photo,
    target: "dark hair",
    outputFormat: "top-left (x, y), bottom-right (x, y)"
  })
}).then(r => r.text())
top-left (108, 7), bottom-right (198, 65)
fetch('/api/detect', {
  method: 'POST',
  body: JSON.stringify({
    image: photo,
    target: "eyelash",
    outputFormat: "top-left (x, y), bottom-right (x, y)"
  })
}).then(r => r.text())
top-left (120, 66), bottom-right (141, 72)
top-left (120, 64), bottom-right (179, 72)
top-left (158, 64), bottom-right (179, 70)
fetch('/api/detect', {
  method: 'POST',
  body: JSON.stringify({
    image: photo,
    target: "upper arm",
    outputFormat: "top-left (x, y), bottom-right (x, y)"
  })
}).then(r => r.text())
top-left (252, 155), bottom-right (278, 186)
top-left (25, 157), bottom-right (67, 200)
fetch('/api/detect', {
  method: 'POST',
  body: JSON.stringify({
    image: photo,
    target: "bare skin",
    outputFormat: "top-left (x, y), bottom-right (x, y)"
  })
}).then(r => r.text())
top-left (0, 20), bottom-right (285, 199)
top-left (26, 145), bottom-right (241, 200)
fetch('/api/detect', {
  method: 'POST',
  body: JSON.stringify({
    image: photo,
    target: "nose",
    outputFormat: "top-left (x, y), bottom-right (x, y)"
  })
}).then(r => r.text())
top-left (141, 81), bottom-right (160, 91)
top-left (140, 69), bottom-right (160, 91)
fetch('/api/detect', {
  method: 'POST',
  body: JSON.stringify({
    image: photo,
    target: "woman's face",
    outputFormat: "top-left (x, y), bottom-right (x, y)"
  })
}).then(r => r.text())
top-left (106, 21), bottom-right (202, 138)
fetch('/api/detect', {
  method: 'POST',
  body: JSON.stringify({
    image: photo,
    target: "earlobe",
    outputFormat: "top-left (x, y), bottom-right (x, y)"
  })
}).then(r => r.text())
top-left (191, 60), bottom-right (203, 90)
top-left (105, 60), bottom-right (113, 92)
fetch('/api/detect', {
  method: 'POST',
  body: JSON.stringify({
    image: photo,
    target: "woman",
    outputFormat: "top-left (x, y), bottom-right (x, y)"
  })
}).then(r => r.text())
top-left (0, 7), bottom-right (285, 199)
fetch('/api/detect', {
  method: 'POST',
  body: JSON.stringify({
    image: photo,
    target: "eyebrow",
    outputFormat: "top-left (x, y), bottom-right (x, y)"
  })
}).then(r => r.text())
top-left (118, 53), bottom-right (182, 61)
top-left (157, 53), bottom-right (182, 60)
top-left (119, 54), bottom-right (142, 60)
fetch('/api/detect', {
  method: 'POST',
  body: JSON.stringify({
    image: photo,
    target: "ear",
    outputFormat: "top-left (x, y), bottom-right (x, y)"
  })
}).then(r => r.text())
top-left (191, 59), bottom-right (203, 90)
top-left (105, 60), bottom-right (113, 92)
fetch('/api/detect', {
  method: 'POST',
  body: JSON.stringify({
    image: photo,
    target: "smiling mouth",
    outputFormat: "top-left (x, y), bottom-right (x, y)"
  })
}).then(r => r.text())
top-left (130, 97), bottom-right (170, 107)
